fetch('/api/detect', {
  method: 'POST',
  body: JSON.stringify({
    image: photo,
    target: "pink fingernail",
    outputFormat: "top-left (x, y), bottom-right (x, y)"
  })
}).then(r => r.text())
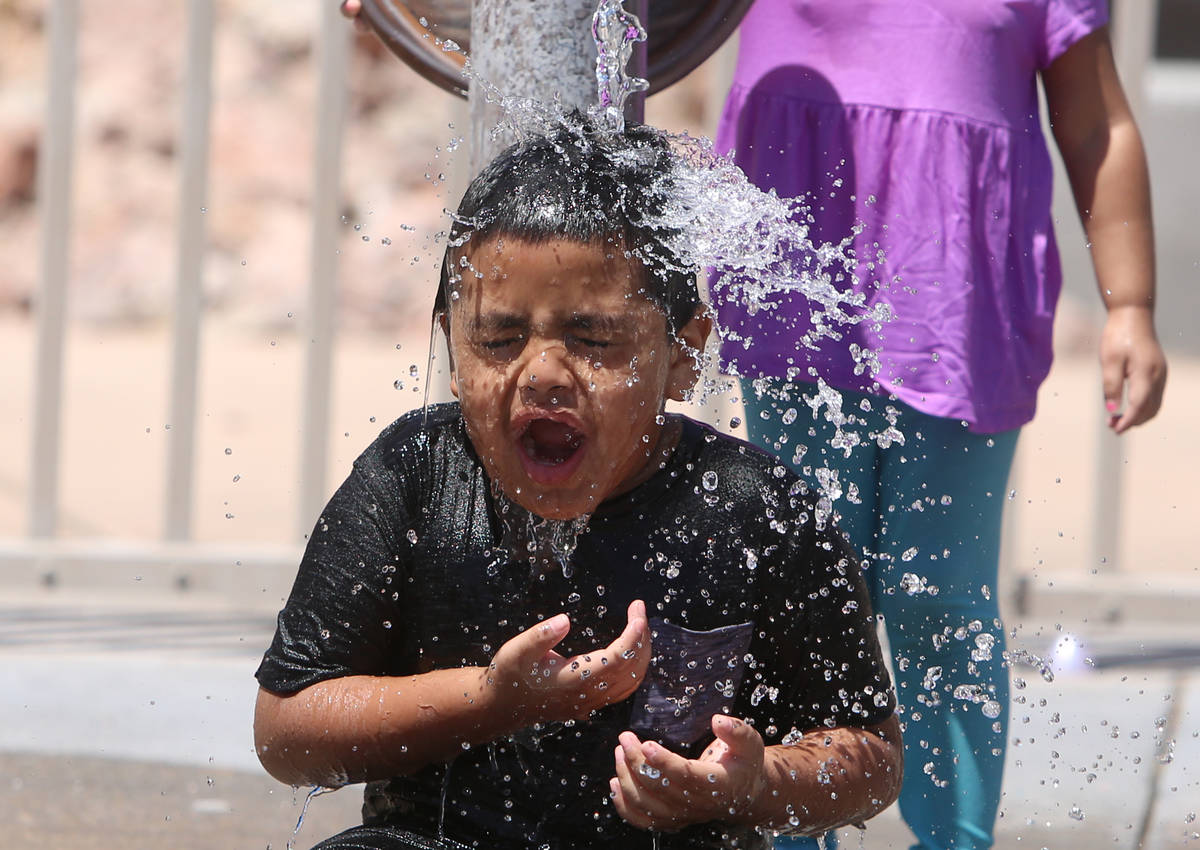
top-left (1105, 401), bottom-right (1118, 413)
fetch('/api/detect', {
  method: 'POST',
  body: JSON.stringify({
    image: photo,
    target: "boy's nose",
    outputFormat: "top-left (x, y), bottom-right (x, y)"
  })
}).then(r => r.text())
top-left (519, 347), bottom-right (574, 406)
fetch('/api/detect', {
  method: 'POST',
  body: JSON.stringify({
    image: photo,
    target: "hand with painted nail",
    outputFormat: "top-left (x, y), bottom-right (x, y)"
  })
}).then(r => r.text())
top-left (1099, 304), bottom-right (1167, 433)
top-left (610, 714), bottom-right (767, 832)
top-left (486, 599), bottom-right (651, 726)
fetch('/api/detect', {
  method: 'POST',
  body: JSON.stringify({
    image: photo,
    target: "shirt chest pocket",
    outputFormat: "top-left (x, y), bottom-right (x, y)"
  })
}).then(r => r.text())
top-left (628, 618), bottom-right (754, 748)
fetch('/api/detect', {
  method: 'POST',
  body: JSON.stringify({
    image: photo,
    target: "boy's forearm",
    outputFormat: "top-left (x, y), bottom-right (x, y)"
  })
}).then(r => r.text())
top-left (737, 716), bottom-right (903, 834)
top-left (254, 668), bottom-right (518, 787)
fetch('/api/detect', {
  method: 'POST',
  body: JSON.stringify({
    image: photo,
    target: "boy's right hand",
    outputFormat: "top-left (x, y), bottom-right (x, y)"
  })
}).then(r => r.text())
top-left (485, 600), bottom-right (650, 725)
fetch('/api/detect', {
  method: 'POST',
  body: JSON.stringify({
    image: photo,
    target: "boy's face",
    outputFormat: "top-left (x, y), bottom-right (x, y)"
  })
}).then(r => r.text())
top-left (447, 236), bottom-right (707, 520)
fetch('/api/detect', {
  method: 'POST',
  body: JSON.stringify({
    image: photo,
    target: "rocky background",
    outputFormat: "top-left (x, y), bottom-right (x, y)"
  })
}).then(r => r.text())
top-left (0, 0), bottom-right (716, 331)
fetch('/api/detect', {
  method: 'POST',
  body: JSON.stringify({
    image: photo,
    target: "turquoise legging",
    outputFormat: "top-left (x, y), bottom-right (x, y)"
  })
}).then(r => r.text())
top-left (742, 381), bottom-right (1019, 850)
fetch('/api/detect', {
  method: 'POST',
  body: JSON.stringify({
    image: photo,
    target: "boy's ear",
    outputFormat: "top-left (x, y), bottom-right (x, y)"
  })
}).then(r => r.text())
top-left (666, 311), bottom-right (713, 402)
top-left (438, 311), bottom-right (461, 399)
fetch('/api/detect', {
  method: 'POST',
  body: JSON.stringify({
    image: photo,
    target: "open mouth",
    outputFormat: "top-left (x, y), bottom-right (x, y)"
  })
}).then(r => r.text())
top-left (516, 417), bottom-right (587, 483)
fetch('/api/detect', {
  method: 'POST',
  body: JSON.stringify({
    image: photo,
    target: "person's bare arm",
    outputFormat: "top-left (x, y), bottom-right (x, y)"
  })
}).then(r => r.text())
top-left (256, 600), bottom-right (650, 787)
top-left (611, 713), bottom-right (902, 834)
top-left (1043, 26), bottom-right (1167, 432)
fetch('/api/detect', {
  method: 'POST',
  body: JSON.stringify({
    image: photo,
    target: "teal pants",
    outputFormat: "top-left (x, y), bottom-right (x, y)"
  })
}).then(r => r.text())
top-left (743, 382), bottom-right (1018, 850)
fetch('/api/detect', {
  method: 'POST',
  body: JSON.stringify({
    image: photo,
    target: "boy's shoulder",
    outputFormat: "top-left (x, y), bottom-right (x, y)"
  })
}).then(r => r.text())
top-left (361, 402), bottom-right (464, 458)
top-left (351, 402), bottom-right (471, 484)
top-left (676, 414), bottom-right (809, 495)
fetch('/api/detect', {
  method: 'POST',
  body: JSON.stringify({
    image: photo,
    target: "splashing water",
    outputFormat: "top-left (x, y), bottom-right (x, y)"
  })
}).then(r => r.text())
top-left (287, 786), bottom-right (339, 850)
top-left (1003, 647), bottom-right (1056, 683)
top-left (644, 133), bottom-right (893, 400)
top-left (492, 482), bottom-right (591, 579)
top-left (592, 0), bottom-right (648, 131)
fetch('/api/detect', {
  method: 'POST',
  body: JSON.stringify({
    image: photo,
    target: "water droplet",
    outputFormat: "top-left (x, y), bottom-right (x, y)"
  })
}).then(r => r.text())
top-left (899, 572), bottom-right (927, 595)
top-left (637, 763), bottom-right (661, 780)
top-left (224, 447), bottom-right (232, 456)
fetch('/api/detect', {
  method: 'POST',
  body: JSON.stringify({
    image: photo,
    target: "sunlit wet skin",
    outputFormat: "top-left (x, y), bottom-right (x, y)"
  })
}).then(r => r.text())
top-left (447, 235), bottom-right (709, 520)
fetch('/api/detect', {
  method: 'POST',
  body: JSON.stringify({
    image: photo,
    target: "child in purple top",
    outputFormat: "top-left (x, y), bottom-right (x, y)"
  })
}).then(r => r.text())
top-left (714, 1), bottom-right (1167, 849)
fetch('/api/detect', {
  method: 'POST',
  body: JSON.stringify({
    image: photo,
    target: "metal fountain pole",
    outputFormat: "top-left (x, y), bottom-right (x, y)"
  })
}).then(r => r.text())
top-left (466, 0), bottom-right (648, 170)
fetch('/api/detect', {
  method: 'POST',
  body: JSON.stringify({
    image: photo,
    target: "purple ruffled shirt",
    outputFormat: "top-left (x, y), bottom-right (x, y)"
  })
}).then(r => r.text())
top-left (714, 0), bottom-right (1108, 432)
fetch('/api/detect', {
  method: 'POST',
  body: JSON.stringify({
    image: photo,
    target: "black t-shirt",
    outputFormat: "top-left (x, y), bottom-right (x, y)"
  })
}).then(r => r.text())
top-left (256, 403), bottom-right (894, 850)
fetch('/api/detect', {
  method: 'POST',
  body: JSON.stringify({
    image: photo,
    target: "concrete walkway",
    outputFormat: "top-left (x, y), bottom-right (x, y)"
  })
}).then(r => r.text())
top-left (2, 589), bottom-right (1197, 849)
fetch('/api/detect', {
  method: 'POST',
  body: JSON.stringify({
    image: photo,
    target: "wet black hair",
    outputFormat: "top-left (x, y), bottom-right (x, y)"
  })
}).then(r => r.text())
top-left (436, 112), bottom-right (701, 334)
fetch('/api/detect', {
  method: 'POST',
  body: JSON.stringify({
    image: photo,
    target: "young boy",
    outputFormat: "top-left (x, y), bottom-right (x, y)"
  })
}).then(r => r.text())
top-left (254, 117), bottom-right (902, 850)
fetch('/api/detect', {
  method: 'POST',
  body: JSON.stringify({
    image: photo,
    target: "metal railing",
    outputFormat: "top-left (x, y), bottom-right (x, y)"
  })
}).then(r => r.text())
top-left (11, 1), bottom-right (352, 600)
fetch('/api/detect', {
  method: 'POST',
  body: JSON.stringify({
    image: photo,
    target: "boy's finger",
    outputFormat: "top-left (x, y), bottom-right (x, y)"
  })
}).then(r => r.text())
top-left (610, 773), bottom-right (653, 830)
top-left (711, 714), bottom-right (762, 756)
top-left (515, 613), bottom-right (570, 662)
top-left (613, 743), bottom-right (681, 828)
top-left (640, 739), bottom-right (701, 788)
top-left (607, 600), bottom-right (650, 664)
top-left (618, 732), bottom-right (661, 792)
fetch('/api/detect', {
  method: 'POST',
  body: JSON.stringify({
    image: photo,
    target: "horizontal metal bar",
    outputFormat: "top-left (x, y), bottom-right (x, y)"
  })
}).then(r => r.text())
top-left (0, 539), bottom-right (301, 610)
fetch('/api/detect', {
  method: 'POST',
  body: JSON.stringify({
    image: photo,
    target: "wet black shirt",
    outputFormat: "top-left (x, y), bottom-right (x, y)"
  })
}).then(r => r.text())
top-left (256, 403), bottom-right (894, 850)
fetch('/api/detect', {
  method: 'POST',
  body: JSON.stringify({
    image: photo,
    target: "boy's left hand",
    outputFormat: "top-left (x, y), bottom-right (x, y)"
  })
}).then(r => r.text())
top-left (610, 714), bottom-right (767, 832)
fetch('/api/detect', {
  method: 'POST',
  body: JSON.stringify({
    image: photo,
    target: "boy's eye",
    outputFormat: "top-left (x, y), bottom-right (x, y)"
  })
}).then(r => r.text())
top-left (567, 334), bottom-right (611, 349)
top-left (480, 336), bottom-right (523, 352)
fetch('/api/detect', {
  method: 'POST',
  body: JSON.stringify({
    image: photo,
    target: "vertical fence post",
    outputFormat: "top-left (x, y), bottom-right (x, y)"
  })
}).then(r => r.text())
top-left (29, 0), bottom-right (80, 540)
top-left (1090, 0), bottom-right (1158, 574)
top-left (297, 10), bottom-right (351, 537)
top-left (164, 0), bottom-right (216, 542)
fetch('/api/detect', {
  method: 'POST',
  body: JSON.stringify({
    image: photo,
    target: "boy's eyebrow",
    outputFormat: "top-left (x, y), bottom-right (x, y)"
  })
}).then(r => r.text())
top-left (465, 312), bottom-right (527, 334)
top-left (465, 312), bottom-right (632, 335)
top-left (566, 313), bottom-right (628, 334)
